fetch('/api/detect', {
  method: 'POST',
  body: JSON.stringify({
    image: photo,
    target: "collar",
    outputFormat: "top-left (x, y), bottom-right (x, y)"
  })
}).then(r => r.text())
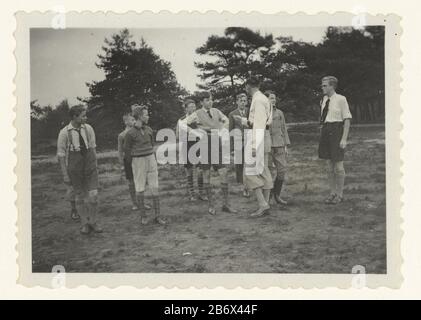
top-left (67, 122), bottom-right (85, 131)
top-left (326, 92), bottom-right (337, 100)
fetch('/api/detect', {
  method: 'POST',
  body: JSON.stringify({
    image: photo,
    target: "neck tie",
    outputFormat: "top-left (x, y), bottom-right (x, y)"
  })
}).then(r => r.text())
top-left (207, 109), bottom-right (213, 119)
top-left (77, 128), bottom-right (87, 155)
top-left (320, 98), bottom-right (330, 124)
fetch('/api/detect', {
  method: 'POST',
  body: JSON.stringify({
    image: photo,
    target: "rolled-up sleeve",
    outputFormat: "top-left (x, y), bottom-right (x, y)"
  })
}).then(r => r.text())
top-left (57, 129), bottom-right (68, 158)
top-left (341, 97), bottom-right (352, 120)
top-left (251, 100), bottom-right (267, 150)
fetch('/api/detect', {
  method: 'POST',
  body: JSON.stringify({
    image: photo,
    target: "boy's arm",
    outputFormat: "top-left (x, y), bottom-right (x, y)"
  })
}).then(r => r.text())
top-left (228, 113), bottom-right (234, 132)
top-left (339, 97), bottom-right (352, 149)
top-left (282, 113), bottom-right (291, 146)
top-left (117, 134), bottom-right (125, 165)
top-left (123, 132), bottom-right (133, 162)
top-left (340, 119), bottom-right (351, 149)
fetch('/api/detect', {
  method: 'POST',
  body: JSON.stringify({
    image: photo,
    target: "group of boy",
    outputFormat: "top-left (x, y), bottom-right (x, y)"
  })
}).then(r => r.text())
top-left (58, 75), bottom-right (352, 234)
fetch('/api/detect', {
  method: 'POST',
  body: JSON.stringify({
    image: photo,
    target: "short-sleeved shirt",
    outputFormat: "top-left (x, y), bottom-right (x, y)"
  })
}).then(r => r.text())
top-left (57, 122), bottom-right (96, 157)
top-left (320, 93), bottom-right (352, 123)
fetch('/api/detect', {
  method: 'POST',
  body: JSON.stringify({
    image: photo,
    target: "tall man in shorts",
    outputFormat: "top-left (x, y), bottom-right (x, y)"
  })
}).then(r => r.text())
top-left (265, 90), bottom-right (291, 205)
top-left (228, 92), bottom-right (250, 198)
top-left (57, 105), bottom-right (102, 235)
top-left (318, 76), bottom-right (352, 204)
top-left (234, 77), bottom-right (273, 217)
top-left (124, 105), bottom-right (166, 225)
top-left (176, 99), bottom-right (206, 201)
top-left (184, 92), bottom-right (237, 215)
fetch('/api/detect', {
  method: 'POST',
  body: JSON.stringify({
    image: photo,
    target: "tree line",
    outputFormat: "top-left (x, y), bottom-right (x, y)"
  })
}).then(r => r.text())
top-left (31, 26), bottom-right (384, 152)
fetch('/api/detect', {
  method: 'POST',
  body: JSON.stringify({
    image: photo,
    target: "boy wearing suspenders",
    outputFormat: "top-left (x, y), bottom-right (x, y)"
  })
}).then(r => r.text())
top-left (57, 105), bottom-right (102, 235)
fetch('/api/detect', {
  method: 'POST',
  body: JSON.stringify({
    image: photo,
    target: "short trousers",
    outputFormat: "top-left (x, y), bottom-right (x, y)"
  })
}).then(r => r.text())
top-left (269, 146), bottom-right (287, 179)
top-left (132, 154), bottom-right (159, 193)
top-left (318, 122), bottom-right (345, 161)
top-left (124, 158), bottom-right (134, 180)
top-left (67, 149), bottom-right (99, 196)
top-left (199, 134), bottom-right (228, 171)
top-left (243, 152), bottom-right (273, 190)
top-left (182, 140), bottom-right (200, 169)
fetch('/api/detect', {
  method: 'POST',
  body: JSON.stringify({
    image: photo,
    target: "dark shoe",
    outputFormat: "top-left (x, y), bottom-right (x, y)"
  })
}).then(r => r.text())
top-left (140, 216), bottom-right (149, 225)
top-left (80, 224), bottom-right (90, 235)
top-left (90, 223), bottom-right (103, 233)
top-left (71, 210), bottom-right (81, 221)
top-left (222, 205), bottom-right (238, 214)
top-left (324, 193), bottom-right (337, 204)
top-left (250, 205), bottom-right (270, 217)
top-left (155, 217), bottom-right (167, 225)
top-left (274, 195), bottom-right (288, 205)
top-left (208, 206), bottom-right (216, 215)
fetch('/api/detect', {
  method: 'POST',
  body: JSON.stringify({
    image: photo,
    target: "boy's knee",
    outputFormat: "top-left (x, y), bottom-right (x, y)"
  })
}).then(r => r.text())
top-left (88, 189), bottom-right (98, 203)
top-left (334, 163), bottom-right (345, 175)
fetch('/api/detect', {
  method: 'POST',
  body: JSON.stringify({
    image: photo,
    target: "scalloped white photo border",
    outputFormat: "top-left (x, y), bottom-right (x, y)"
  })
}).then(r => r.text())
top-left (14, 11), bottom-right (402, 289)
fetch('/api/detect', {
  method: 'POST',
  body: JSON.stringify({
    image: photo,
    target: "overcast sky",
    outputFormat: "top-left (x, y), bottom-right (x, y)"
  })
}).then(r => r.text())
top-left (30, 27), bottom-right (326, 107)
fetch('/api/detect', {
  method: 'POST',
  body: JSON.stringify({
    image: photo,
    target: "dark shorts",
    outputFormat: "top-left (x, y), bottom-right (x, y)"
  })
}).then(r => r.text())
top-left (67, 149), bottom-right (99, 196)
top-left (183, 140), bottom-right (200, 169)
top-left (199, 134), bottom-right (226, 171)
top-left (124, 158), bottom-right (134, 180)
top-left (318, 122), bottom-right (345, 162)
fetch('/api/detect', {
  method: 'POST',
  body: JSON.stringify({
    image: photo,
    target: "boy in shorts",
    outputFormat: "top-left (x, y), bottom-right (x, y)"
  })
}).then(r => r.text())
top-left (124, 105), bottom-right (166, 225)
top-left (318, 76), bottom-right (352, 204)
top-left (118, 113), bottom-right (140, 210)
top-left (57, 105), bottom-right (102, 235)
top-left (176, 99), bottom-right (206, 201)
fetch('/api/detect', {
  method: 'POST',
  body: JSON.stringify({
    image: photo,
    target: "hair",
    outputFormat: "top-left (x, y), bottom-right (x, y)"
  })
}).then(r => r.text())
top-left (132, 105), bottom-right (148, 120)
top-left (264, 90), bottom-right (276, 98)
top-left (122, 113), bottom-right (134, 123)
top-left (322, 76), bottom-right (339, 89)
top-left (236, 92), bottom-right (247, 101)
top-left (245, 76), bottom-right (261, 88)
top-left (69, 105), bottom-right (86, 119)
top-left (197, 91), bottom-right (211, 102)
top-left (183, 98), bottom-right (196, 108)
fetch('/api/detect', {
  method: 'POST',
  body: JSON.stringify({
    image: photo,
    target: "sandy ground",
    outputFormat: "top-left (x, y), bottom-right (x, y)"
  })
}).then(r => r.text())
top-left (31, 123), bottom-right (386, 273)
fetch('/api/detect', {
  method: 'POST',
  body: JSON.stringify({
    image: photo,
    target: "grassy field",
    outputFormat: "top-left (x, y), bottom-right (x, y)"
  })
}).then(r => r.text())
top-left (31, 123), bottom-right (386, 273)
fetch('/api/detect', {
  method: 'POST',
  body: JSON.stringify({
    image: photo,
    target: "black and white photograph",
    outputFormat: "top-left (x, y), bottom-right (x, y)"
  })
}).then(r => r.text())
top-left (11, 11), bottom-right (401, 289)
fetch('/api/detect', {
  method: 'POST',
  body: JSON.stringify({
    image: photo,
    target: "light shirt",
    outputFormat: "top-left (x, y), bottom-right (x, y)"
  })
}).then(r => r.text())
top-left (57, 122), bottom-right (96, 157)
top-left (321, 93), bottom-right (352, 123)
top-left (247, 90), bottom-right (273, 150)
